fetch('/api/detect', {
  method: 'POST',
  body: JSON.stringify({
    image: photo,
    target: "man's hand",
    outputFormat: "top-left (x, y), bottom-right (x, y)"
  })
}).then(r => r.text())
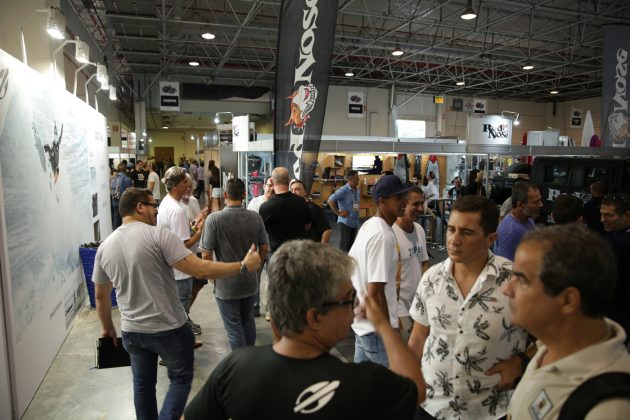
top-left (338, 210), bottom-right (350, 217)
top-left (101, 326), bottom-right (118, 347)
top-left (485, 356), bottom-right (523, 390)
top-left (243, 244), bottom-right (261, 271)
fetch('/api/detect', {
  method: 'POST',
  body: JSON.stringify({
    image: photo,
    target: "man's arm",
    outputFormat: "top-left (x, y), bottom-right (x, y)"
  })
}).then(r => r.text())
top-left (327, 193), bottom-right (349, 217)
top-left (367, 282), bottom-right (388, 319)
top-left (321, 229), bottom-right (332, 244)
top-left (95, 282), bottom-right (118, 346)
top-left (421, 260), bottom-right (430, 273)
top-left (258, 243), bottom-right (269, 269)
top-left (407, 321), bottom-right (430, 362)
top-left (173, 245), bottom-right (260, 279)
top-left (485, 343), bottom-right (538, 390)
top-left (365, 296), bottom-right (426, 404)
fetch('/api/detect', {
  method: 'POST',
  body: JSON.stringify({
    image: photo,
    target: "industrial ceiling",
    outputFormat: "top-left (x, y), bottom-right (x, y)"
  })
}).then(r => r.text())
top-left (68, 0), bottom-right (630, 122)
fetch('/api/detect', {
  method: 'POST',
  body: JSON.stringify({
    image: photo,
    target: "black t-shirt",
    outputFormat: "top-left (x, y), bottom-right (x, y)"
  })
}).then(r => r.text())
top-left (606, 227), bottom-right (630, 332)
top-left (305, 201), bottom-right (331, 242)
top-left (209, 166), bottom-right (220, 188)
top-left (184, 346), bottom-right (417, 420)
top-left (583, 196), bottom-right (606, 235)
top-left (259, 192), bottom-right (311, 252)
top-left (129, 169), bottom-right (149, 188)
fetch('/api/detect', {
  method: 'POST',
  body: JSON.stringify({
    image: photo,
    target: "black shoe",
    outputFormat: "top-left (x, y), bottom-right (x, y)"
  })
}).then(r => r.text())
top-left (254, 307), bottom-right (261, 317)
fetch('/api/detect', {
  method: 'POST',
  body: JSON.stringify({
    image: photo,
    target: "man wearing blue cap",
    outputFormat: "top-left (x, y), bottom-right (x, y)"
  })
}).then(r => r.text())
top-left (350, 175), bottom-right (412, 367)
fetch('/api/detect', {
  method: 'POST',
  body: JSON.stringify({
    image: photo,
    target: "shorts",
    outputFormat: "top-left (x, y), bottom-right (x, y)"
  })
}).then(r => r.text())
top-left (211, 187), bottom-right (222, 198)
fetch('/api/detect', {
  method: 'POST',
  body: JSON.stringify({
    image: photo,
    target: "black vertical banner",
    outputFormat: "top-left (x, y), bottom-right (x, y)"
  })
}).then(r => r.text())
top-left (602, 24), bottom-right (630, 148)
top-left (273, 0), bottom-right (339, 191)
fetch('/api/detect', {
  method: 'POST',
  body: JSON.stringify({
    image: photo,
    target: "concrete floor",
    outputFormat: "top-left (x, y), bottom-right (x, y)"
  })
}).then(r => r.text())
top-left (21, 214), bottom-right (447, 420)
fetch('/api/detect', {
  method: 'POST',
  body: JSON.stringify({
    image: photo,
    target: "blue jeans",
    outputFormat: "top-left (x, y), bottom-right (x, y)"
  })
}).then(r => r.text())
top-left (122, 324), bottom-right (194, 420)
top-left (215, 294), bottom-right (257, 350)
top-left (354, 332), bottom-right (389, 368)
top-left (176, 278), bottom-right (193, 313)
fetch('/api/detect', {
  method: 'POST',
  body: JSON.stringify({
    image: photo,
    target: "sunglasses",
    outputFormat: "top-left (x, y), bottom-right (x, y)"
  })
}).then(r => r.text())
top-left (140, 201), bottom-right (159, 208)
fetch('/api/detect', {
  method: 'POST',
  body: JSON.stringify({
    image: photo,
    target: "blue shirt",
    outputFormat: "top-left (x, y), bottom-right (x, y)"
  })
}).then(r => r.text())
top-left (493, 213), bottom-right (535, 261)
top-left (328, 183), bottom-right (360, 228)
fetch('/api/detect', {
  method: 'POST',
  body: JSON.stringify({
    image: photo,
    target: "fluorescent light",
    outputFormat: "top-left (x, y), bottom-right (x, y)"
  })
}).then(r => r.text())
top-left (522, 64), bottom-right (534, 70)
top-left (109, 86), bottom-right (117, 101)
top-left (96, 63), bottom-right (107, 83)
top-left (162, 126), bottom-right (169, 129)
top-left (391, 44), bottom-right (403, 56)
top-left (75, 39), bottom-right (90, 63)
top-left (46, 7), bottom-right (66, 40)
top-left (550, 90), bottom-right (559, 95)
top-left (456, 81), bottom-right (465, 86)
top-left (461, 0), bottom-right (476, 20)
top-left (189, 61), bottom-right (200, 67)
top-left (201, 32), bottom-right (215, 40)
top-left (345, 70), bottom-right (354, 77)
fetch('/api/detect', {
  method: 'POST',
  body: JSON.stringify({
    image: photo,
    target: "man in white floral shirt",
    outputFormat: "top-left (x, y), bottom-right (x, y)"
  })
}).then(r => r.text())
top-left (408, 196), bottom-right (534, 420)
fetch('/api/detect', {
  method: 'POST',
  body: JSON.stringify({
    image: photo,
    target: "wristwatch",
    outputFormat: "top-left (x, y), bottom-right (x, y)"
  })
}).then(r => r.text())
top-left (239, 260), bottom-right (248, 274)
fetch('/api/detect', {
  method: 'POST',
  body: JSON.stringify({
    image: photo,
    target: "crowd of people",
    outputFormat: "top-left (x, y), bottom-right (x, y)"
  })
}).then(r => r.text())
top-left (95, 163), bottom-right (629, 420)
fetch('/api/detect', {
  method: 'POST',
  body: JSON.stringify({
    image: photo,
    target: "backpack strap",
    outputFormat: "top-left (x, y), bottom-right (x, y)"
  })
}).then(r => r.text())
top-left (558, 372), bottom-right (630, 420)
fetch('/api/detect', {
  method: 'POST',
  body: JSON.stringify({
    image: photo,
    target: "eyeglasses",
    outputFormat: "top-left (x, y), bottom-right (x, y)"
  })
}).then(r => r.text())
top-left (140, 201), bottom-right (159, 208)
top-left (321, 290), bottom-right (358, 310)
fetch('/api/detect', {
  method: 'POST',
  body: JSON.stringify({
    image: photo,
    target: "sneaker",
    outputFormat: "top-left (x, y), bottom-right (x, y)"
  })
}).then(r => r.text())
top-left (194, 341), bottom-right (203, 349)
top-left (188, 318), bottom-right (201, 335)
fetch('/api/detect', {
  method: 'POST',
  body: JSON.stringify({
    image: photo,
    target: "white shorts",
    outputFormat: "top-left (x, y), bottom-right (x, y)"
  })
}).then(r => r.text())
top-left (211, 187), bottom-right (222, 198)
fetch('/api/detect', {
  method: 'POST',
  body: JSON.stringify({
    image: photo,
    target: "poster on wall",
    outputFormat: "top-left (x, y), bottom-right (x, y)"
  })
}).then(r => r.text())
top-left (347, 91), bottom-right (365, 118)
top-left (473, 98), bottom-right (487, 114)
top-left (467, 115), bottom-right (513, 145)
top-left (453, 98), bottom-right (463, 111)
top-left (0, 49), bottom-right (109, 416)
top-left (570, 108), bottom-right (583, 128)
top-left (159, 81), bottom-right (180, 111)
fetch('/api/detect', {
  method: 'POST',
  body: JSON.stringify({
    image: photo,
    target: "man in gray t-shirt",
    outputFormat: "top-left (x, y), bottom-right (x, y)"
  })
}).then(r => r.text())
top-left (201, 178), bottom-right (269, 350)
top-left (93, 188), bottom-right (260, 420)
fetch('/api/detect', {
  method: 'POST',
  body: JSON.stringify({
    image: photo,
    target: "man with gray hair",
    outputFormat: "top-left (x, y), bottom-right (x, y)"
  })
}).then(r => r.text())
top-left (158, 167), bottom-right (205, 338)
top-left (183, 240), bottom-right (425, 419)
top-left (494, 181), bottom-right (542, 261)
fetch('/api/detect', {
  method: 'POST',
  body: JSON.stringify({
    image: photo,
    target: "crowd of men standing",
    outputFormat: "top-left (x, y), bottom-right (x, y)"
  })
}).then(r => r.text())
top-left (96, 163), bottom-right (629, 420)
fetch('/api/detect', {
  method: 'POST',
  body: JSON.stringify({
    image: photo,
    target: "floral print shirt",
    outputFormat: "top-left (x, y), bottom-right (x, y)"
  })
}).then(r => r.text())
top-left (410, 251), bottom-right (528, 420)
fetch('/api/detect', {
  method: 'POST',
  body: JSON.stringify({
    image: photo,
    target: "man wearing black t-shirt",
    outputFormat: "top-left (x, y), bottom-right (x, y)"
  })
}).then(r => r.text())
top-left (259, 167), bottom-right (311, 253)
top-left (129, 160), bottom-right (149, 188)
top-left (290, 179), bottom-right (331, 244)
top-left (183, 240), bottom-right (424, 420)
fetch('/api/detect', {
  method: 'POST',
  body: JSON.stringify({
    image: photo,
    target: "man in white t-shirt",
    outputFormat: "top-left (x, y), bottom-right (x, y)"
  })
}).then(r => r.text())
top-left (350, 175), bottom-right (411, 367)
top-left (158, 167), bottom-right (205, 343)
top-left (393, 186), bottom-right (430, 341)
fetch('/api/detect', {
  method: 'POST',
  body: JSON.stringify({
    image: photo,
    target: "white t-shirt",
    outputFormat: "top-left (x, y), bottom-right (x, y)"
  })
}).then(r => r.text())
top-left (148, 171), bottom-right (161, 200)
top-left (392, 222), bottom-right (429, 317)
top-left (247, 195), bottom-right (266, 213)
top-left (349, 217), bottom-right (399, 336)
top-left (181, 195), bottom-right (202, 253)
top-left (425, 180), bottom-right (439, 203)
top-left (157, 194), bottom-right (191, 280)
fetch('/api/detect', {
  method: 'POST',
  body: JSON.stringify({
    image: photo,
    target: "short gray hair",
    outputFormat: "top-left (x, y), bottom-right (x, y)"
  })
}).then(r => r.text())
top-left (163, 166), bottom-right (187, 192)
top-left (511, 181), bottom-right (538, 208)
top-left (267, 240), bottom-right (354, 335)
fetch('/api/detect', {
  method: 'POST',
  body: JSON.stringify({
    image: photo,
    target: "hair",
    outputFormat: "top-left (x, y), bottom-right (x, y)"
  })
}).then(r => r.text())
top-left (272, 167), bottom-right (290, 186)
top-left (225, 178), bottom-right (246, 200)
top-left (346, 169), bottom-right (359, 180)
top-left (163, 166), bottom-right (188, 192)
top-left (408, 185), bottom-right (424, 197)
top-left (590, 181), bottom-right (607, 196)
top-left (467, 169), bottom-right (478, 184)
top-left (289, 179), bottom-right (307, 192)
top-left (521, 225), bottom-right (617, 318)
top-left (511, 181), bottom-right (538, 208)
top-left (552, 194), bottom-right (583, 224)
top-left (452, 176), bottom-right (462, 183)
top-left (451, 195), bottom-right (500, 235)
top-left (602, 193), bottom-right (630, 215)
top-left (267, 240), bottom-right (355, 335)
top-left (119, 188), bottom-right (153, 217)
top-left (117, 162), bottom-right (126, 172)
top-left (208, 160), bottom-right (215, 168)
top-left (428, 171), bottom-right (436, 180)
top-left (149, 161), bottom-right (157, 172)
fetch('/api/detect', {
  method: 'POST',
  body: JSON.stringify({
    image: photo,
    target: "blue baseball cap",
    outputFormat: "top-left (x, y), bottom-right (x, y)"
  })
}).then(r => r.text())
top-left (372, 175), bottom-right (413, 201)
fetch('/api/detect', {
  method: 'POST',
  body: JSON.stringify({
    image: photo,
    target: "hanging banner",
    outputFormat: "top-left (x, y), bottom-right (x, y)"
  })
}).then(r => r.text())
top-left (602, 24), bottom-right (630, 148)
top-left (273, 0), bottom-right (339, 191)
top-left (159, 81), bottom-right (180, 111)
top-left (473, 98), bottom-right (487, 114)
top-left (468, 115), bottom-right (513, 145)
top-left (232, 115), bottom-right (250, 151)
top-left (347, 91), bottom-right (365, 118)
top-left (570, 108), bottom-right (583, 128)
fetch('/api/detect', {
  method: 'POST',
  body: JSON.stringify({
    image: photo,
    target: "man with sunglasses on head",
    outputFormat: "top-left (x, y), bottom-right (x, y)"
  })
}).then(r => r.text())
top-left (183, 240), bottom-right (425, 420)
top-left (601, 193), bottom-right (630, 339)
top-left (93, 188), bottom-right (260, 420)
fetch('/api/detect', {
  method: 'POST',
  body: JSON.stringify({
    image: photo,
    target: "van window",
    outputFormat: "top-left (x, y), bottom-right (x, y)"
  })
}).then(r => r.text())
top-left (583, 166), bottom-right (609, 189)
top-left (543, 164), bottom-right (569, 185)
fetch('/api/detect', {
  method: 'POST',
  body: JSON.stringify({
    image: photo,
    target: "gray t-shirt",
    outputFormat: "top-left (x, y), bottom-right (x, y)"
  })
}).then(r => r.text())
top-left (92, 222), bottom-right (192, 333)
top-left (200, 206), bottom-right (268, 300)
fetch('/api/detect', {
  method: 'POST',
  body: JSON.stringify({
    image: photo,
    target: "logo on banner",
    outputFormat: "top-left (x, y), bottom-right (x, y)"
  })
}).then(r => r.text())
top-left (285, 83), bottom-right (318, 129)
top-left (482, 123), bottom-right (509, 139)
top-left (0, 67), bottom-right (8, 99)
top-left (608, 48), bottom-right (629, 145)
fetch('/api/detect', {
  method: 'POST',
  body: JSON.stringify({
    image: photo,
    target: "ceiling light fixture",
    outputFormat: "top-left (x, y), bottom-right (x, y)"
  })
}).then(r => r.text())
top-left (550, 89), bottom-right (559, 95)
top-left (74, 38), bottom-right (90, 63)
top-left (345, 70), bottom-right (354, 77)
top-left (189, 61), bottom-right (200, 67)
top-left (522, 64), bottom-right (534, 70)
top-left (201, 32), bottom-right (215, 40)
top-left (391, 43), bottom-right (403, 56)
top-left (456, 81), bottom-right (465, 86)
top-left (461, 0), bottom-right (477, 20)
top-left (109, 85), bottom-right (117, 101)
top-left (96, 63), bottom-right (107, 84)
top-left (162, 125), bottom-right (169, 129)
top-left (46, 6), bottom-right (66, 40)
top-left (501, 111), bottom-right (520, 126)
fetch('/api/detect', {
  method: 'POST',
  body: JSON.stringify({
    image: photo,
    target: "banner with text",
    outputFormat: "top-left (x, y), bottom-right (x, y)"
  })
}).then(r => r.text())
top-left (160, 81), bottom-right (180, 111)
top-left (602, 24), bottom-right (630, 148)
top-left (273, 0), bottom-right (339, 191)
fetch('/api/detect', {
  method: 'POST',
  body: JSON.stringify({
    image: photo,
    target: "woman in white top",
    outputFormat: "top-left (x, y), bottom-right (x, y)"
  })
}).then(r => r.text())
top-left (147, 160), bottom-right (161, 200)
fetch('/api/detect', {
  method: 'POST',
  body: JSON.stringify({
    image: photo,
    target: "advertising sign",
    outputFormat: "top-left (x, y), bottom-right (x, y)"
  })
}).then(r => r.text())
top-left (570, 108), bottom-right (583, 128)
top-left (468, 115), bottom-right (513, 145)
top-left (159, 81), bottom-right (180, 111)
top-left (232, 115), bottom-right (250, 151)
top-left (601, 24), bottom-right (630, 148)
top-left (473, 98), bottom-right (487, 114)
top-left (347, 91), bottom-right (365, 117)
top-left (273, 0), bottom-right (339, 191)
